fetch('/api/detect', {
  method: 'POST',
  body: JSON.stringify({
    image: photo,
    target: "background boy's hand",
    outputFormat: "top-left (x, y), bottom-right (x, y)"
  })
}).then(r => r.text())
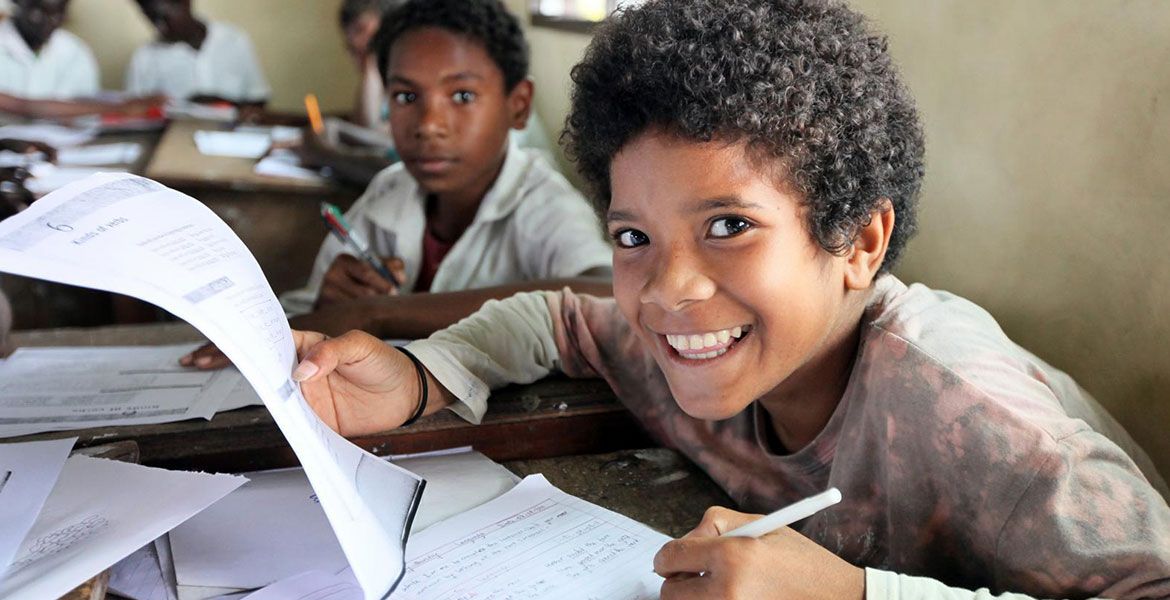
top-left (317, 254), bottom-right (405, 308)
top-left (292, 330), bottom-right (443, 436)
top-left (179, 342), bottom-right (231, 370)
top-left (0, 138), bottom-right (57, 162)
top-left (654, 506), bottom-right (864, 600)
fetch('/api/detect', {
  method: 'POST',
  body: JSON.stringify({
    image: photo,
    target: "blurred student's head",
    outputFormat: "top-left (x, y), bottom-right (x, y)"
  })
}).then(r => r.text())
top-left (133, 0), bottom-right (197, 44)
top-left (12, 0), bottom-right (70, 52)
top-left (339, 0), bottom-right (402, 63)
top-left (371, 0), bottom-right (533, 201)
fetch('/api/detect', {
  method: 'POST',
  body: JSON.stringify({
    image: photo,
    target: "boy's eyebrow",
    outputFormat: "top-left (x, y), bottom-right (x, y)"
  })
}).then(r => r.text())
top-left (690, 197), bottom-right (766, 213)
top-left (386, 72), bottom-right (486, 86)
top-left (605, 209), bottom-right (637, 223)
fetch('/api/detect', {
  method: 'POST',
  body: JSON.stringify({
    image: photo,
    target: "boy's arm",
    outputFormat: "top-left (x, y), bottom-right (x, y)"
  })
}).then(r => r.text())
top-left (404, 290), bottom-right (580, 424)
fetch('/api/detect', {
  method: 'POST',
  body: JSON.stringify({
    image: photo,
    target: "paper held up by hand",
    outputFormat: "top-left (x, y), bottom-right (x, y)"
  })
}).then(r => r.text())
top-left (0, 173), bottom-right (425, 600)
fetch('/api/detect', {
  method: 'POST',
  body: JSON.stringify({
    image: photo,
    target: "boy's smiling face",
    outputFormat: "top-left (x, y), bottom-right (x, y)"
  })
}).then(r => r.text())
top-left (386, 27), bottom-right (531, 202)
top-left (608, 131), bottom-right (875, 421)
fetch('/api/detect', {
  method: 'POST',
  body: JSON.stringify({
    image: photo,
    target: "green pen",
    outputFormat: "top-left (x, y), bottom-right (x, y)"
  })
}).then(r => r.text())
top-left (319, 202), bottom-right (401, 287)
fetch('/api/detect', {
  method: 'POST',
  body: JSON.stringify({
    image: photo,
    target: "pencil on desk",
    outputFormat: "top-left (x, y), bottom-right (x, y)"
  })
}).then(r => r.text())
top-left (304, 94), bottom-right (324, 134)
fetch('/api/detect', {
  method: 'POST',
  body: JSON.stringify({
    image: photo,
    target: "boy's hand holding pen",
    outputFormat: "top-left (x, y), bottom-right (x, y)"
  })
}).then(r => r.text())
top-left (317, 202), bottom-right (406, 308)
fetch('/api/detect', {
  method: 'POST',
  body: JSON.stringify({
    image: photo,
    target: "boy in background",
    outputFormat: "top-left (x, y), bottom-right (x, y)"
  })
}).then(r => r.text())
top-left (182, 0), bottom-right (610, 368)
top-left (0, 0), bottom-right (98, 99)
top-left (126, 0), bottom-right (268, 110)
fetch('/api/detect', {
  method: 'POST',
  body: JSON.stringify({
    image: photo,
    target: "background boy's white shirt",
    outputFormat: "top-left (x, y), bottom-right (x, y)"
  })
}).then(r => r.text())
top-left (124, 21), bottom-right (269, 102)
top-left (279, 142), bottom-right (611, 315)
top-left (0, 19), bottom-right (99, 99)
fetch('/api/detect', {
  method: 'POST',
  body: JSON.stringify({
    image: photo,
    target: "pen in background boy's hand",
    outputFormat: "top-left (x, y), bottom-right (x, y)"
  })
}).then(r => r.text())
top-left (317, 253), bottom-right (405, 308)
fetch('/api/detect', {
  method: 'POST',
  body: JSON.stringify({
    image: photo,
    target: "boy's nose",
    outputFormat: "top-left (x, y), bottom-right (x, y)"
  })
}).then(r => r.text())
top-left (638, 246), bottom-right (716, 312)
top-left (415, 100), bottom-right (450, 139)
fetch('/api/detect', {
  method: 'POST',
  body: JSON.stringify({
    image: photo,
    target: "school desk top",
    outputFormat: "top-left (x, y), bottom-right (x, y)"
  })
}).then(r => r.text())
top-left (143, 119), bottom-right (340, 195)
top-left (9, 324), bottom-right (731, 536)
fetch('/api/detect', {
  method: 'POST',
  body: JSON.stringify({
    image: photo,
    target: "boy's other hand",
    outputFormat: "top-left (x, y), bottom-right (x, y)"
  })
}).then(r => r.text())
top-left (654, 506), bottom-right (864, 600)
top-left (292, 330), bottom-right (444, 437)
top-left (317, 254), bottom-right (405, 308)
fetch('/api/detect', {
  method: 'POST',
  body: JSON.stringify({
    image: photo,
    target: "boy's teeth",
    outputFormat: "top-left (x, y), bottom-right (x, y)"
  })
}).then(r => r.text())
top-left (665, 326), bottom-right (748, 353)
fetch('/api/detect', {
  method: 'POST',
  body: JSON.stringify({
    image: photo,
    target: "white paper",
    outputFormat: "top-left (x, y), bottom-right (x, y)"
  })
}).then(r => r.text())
top-left (0, 123), bottom-right (97, 148)
top-left (0, 173), bottom-right (425, 600)
top-left (0, 455), bottom-right (245, 600)
top-left (253, 150), bottom-right (324, 183)
top-left (0, 345), bottom-right (238, 437)
top-left (193, 131), bottom-right (271, 159)
top-left (0, 437), bottom-right (75, 577)
top-left (241, 569), bottom-right (361, 600)
top-left (109, 540), bottom-right (176, 600)
top-left (25, 164), bottom-right (128, 196)
top-left (170, 450), bottom-right (516, 590)
top-left (397, 474), bottom-right (670, 600)
top-left (57, 143), bottom-right (143, 166)
top-left (166, 102), bottom-right (238, 123)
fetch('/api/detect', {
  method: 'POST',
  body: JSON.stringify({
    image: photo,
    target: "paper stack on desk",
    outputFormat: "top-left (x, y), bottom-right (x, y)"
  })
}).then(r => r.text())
top-left (0, 173), bottom-right (426, 599)
top-left (0, 438), bottom-right (245, 600)
top-left (0, 344), bottom-right (262, 439)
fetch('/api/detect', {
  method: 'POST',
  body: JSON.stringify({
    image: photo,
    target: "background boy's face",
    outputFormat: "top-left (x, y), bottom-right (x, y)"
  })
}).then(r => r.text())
top-left (13, 0), bottom-right (69, 52)
top-left (344, 10), bottom-right (381, 65)
top-left (136, 0), bottom-right (193, 42)
top-left (385, 27), bottom-right (530, 198)
top-left (607, 131), bottom-right (855, 420)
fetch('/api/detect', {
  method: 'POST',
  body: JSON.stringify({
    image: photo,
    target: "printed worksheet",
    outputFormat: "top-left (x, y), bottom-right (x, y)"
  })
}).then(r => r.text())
top-left (0, 345), bottom-right (238, 437)
top-left (397, 475), bottom-right (670, 600)
top-left (0, 173), bottom-right (424, 600)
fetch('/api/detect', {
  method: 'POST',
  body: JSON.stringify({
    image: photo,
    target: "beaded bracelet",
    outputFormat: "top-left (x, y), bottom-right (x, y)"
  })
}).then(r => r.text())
top-left (396, 346), bottom-right (428, 427)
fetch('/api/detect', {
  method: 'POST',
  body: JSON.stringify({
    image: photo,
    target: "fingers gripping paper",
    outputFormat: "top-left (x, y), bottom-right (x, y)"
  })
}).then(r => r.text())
top-left (0, 173), bottom-right (424, 599)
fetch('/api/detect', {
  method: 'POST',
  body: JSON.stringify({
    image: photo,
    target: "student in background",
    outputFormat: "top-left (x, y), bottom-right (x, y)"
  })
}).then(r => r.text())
top-left (181, 0), bottom-right (611, 368)
top-left (341, 0), bottom-right (401, 134)
top-left (287, 0), bottom-right (1170, 598)
top-left (126, 0), bottom-right (268, 110)
top-left (0, 0), bottom-right (98, 99)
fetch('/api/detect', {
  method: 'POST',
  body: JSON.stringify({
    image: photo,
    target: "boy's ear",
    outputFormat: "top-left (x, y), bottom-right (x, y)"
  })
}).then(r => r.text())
top-left (506, 78), bottom-right (534, 130)
top-left (844, 200), bottom-right (894, 290)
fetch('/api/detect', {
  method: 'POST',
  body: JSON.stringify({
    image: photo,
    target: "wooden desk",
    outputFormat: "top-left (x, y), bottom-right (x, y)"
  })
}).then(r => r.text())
top-left (11, 323), bottom-right (655, 472)
top-left (10, 323), bottom-right (733, 538)
top-left (144, 120), bottom-right (361, 298)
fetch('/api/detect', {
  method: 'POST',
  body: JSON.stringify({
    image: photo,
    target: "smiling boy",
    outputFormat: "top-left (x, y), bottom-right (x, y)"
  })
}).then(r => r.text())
top-left (287, 0), bottom-right (1170, 598)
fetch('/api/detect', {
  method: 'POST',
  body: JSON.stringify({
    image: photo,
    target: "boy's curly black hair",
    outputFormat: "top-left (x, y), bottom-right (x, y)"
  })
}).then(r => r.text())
top-left (373, 0), bottom-right (529, 92)
top-left (564, 0), bottom-right (926, 271)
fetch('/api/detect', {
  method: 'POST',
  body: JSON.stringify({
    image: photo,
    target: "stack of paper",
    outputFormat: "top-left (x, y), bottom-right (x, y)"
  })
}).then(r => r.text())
top-left (24, 164), bottom-right (128, 197)
top-left (0, 453), bottom-right (245, 599)
top-left (57, 143), bottom-right (143, 166)
top-left (0, 345), bottom-right (262, 438)
top-left (166, 449), bottom-right (517, 596)
top-left (193, 131), bottom-right (271, 159)
top-left (253, 149), bottom-right (324, 183)
top-left (0, 123), bottom-right (97, 148)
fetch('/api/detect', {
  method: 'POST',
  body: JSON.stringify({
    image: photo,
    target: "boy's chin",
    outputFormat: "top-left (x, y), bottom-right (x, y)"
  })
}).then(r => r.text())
top-left (671, 390), bottom-right (752, 422)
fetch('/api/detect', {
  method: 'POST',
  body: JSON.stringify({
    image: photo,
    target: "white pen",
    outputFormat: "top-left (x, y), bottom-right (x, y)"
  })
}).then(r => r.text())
top-left (721, 487), bottom-right (842, 538)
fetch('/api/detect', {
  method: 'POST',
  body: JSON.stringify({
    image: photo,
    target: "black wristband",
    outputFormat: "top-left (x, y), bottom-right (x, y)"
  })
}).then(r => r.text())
top-left (396, 346), bottom-right (428, 427)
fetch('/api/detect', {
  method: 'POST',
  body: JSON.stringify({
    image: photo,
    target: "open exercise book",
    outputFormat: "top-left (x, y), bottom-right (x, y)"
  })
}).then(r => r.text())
top-left (0, 173), bottom-right (424, 599)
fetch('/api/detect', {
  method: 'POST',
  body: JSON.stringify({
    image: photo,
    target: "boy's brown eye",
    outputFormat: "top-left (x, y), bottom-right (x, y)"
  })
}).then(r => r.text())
top-left (709, 217), bottom-right (751, 238)
top-left (614, 229), bottom-right (649, 248)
